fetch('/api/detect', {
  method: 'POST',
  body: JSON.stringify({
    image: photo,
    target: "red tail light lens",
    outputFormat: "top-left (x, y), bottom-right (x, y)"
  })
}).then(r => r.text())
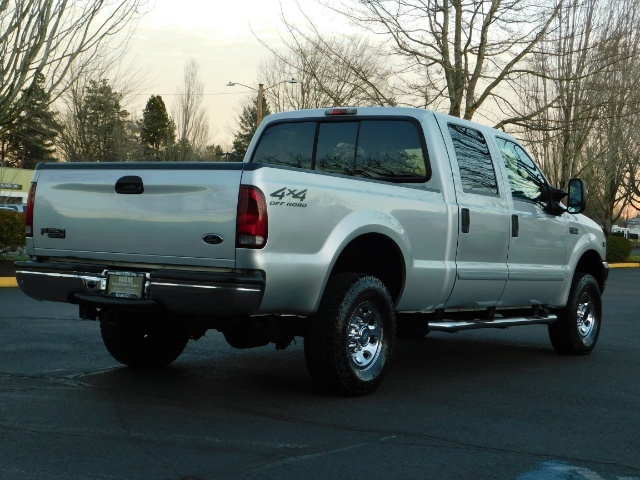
top-left (25, 182), bottom-right (37, 237)
top-left (236, 185), bottom-right (268, 248)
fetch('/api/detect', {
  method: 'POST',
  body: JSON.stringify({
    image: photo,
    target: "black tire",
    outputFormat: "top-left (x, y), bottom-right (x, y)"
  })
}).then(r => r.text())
top-left (548, 273), bottom-right (602, 355)
top-left (304, 273), bottom-right (395, 396)
top-left (99, 313), bottom-right (189, 367)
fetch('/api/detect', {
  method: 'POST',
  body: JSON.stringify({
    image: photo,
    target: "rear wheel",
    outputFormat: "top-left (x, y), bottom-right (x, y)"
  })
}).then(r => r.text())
top-left (99, 312), bottom-right (189, 367)
top-left (548, 273), bottom-right (601, 355)
top-left (304, 273), bottom-right (395, 396)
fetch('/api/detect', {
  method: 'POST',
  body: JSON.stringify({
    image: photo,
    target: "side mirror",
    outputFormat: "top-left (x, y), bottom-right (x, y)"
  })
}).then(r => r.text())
top-left (567, 178), bottom-right (586, 214)
top-left (548, 185), bottom-right (567, 203)
top-left (546, 184), bottom-right (567, 216)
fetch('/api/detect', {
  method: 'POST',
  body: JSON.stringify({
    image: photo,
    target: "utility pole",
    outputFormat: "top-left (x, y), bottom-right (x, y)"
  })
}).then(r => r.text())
top-left (257, 83), bottom-right (265, 127)
top-left (227, 78), bottom-right (296, 130)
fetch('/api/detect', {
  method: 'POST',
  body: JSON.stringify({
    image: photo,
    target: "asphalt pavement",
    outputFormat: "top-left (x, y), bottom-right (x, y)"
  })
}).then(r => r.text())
top-left (0, 270), bottom-right (639, 479)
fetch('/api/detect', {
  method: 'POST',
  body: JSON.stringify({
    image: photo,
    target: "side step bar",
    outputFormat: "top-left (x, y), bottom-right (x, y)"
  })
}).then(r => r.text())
top-left (427, 314), bottom-right (558, 333)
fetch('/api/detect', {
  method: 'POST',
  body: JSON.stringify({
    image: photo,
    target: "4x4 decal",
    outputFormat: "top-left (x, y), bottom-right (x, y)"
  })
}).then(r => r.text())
top-left (269, 187), bottom-right (308, 208)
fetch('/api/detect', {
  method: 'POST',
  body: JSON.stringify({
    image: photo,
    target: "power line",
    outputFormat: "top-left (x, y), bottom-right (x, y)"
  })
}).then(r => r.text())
top-left (127, 91), bottom-right (254, 96)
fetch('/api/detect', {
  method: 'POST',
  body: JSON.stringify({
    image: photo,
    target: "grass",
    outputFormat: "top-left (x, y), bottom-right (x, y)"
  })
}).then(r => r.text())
top-left (0, 253), bottom-right (28, 261)
top-left (626, 256), bottom-right (640, 263)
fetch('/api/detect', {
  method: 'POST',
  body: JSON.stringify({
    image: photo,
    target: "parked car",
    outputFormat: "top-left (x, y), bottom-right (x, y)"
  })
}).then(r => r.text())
top-left (0, 204), bottom-right (26, 212)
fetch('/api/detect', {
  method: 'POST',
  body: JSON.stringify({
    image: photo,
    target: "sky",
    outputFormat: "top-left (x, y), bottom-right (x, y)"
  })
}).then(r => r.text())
top-left (124, 0), bottom-right (345, 148)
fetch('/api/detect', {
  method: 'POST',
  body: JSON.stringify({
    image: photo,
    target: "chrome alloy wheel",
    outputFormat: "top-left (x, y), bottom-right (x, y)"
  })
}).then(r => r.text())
top-left (576, 293), bottom-right (597, 342)
top-left (347, 301), bottom-right (383, 370)
top-left (548, 273), bottom-right (601, 356)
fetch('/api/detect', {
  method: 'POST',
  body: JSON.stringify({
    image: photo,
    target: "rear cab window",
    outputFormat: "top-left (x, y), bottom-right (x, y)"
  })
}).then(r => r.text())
top-left (251, 122), bottom-right (315, 169)
top-left (251, 117), bottom-right (430, 183)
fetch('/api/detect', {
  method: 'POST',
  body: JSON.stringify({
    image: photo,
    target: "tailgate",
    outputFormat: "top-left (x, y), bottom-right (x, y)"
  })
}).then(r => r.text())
top-left (32, 163), bottom-right (243, 268)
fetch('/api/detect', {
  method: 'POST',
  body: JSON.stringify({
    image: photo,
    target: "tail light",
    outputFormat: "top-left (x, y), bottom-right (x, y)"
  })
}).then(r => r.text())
top-left (25, 182), bottom-right (37, 237)
top-left (236, 185), bottom-right (268, 248)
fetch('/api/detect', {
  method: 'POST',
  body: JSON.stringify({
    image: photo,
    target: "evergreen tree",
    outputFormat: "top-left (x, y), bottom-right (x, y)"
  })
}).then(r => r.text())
top-left (141, 95), bottom-right (175, 160)
top-left (5, 74), bottom-right (61, 168)
top-left (214, 145), bottom-right (225, 161)
top-left (57, 77), bottom-right (141, 162)
top-left (83, 79), bottom-right (130, 162)
top-left (232, 96), bottom-right (271, 159)
top-left (202, 144), bottom-right (227, 162)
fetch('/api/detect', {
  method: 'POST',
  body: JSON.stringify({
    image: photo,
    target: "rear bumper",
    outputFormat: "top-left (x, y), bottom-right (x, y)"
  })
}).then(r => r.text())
top-left (15, 261), bottom-right (265, 317)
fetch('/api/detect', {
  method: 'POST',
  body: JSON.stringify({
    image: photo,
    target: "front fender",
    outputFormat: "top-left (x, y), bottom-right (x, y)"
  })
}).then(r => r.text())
top-left (554, 230), bottom-right (606, 307)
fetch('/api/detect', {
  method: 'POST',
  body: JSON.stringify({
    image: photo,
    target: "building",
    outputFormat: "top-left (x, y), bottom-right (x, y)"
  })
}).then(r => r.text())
top-left (0, 167), bottom-right (34, 204)
top-left (612, 224), bottom-right (640, 240)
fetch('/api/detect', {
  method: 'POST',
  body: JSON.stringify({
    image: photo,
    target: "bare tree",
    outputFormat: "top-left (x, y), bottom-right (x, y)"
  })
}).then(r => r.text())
top-left (317, 0), bottom-right (562, 120)
top-left (583, 50), bottom-right (640, 232)
top-left (251, 2), bottom-right (397, 112)
top-left (259, 27), bottom-right (397, 111)
top-left (515, 0), bottom-right (622, 187)
top-left (516, 0), bottom-right (640, 232)
top-left (171, 59), bottom-right (209, 161)
top-left (0, 0), bottom-right (147, 130)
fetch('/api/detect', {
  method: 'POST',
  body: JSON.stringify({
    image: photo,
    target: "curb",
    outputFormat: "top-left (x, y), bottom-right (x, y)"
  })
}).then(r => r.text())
top-left (0, 277), bottom-right (18, 288)
top-left (609, 263), bottom-right (640, 268)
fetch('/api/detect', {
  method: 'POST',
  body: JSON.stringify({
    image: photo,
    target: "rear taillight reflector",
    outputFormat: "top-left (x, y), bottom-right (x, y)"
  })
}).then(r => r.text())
top-left (236, 185), bottom-right (268, 248)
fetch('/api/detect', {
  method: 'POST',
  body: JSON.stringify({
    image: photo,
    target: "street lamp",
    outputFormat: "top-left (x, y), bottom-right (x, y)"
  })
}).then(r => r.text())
top-left (227, 78), bottom-right (297, 126)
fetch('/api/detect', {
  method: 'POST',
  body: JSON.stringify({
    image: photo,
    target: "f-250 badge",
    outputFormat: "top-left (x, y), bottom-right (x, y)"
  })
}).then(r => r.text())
top-left (269, 187), bottom-right (308, 208)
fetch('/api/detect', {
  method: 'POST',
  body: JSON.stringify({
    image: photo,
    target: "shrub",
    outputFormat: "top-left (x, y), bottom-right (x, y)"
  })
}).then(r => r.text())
top-left (0, 211), bottom-right (25, 254)
top-left (606, 235), bottom-right (633, 263)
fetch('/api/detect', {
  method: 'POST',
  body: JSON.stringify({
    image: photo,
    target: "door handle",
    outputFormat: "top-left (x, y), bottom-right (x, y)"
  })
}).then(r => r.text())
top-left (511, 214), bottom-right (519, 237)
top-left (461, 208), bottom-right (470, 233)
top-left (115, 176), bottom-right (144, 194)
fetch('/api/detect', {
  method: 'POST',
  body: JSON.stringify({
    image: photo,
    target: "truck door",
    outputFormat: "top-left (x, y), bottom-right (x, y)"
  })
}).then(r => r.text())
top-left (437, 120), bottom-right (511, 308)
top-left (493, 137), bottom-right (569, 306)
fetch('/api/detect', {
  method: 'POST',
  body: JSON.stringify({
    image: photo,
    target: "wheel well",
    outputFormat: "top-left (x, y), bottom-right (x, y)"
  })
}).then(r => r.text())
top-left (330, 233), bottom-right (405, 304)
top-left (575, 250), bottom-right (606, 292)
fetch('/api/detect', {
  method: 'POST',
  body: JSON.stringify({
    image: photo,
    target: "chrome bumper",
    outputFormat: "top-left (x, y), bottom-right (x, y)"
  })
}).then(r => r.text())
top-left (15, 261), bottom-right (265, 316)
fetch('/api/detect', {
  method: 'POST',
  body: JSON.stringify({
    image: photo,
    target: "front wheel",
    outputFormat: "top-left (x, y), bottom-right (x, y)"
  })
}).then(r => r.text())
top-left (548, 273), bottom-right (602, 355)
top-left (304, 273), bottom-right (396, 396)
top-left (100, 312), bottom-right (189, 367)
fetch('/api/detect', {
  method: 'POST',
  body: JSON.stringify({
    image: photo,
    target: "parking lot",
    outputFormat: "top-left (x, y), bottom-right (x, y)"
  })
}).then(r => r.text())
top-left (1, 269), bottom-right (639, 480)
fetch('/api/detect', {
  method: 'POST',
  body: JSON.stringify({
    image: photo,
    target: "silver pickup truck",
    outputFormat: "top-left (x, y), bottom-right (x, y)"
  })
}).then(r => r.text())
top-left (16, 107), bottom-right (609, 395)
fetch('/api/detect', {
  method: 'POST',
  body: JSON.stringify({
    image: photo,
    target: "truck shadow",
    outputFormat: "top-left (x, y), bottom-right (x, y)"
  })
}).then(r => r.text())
top-left (82, 326), bottom-right (574, 406)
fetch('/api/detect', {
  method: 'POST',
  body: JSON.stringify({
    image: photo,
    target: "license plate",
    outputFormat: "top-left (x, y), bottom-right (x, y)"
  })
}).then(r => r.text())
top-left (106, 272), bottom-right (146, 299)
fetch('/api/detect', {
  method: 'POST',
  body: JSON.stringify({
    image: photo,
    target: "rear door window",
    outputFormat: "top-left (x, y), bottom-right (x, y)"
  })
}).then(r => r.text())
top-left (447, 123), bottom-right (498, 195)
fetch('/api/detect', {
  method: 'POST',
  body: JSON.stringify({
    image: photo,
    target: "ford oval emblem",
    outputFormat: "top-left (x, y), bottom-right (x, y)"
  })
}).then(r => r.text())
top-left (202, 234), bottom-right (224, 245)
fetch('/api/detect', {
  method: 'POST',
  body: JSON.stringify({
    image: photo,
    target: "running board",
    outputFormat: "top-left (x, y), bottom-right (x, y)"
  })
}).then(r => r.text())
top-left (427, 314), bottom-right (558, 333)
